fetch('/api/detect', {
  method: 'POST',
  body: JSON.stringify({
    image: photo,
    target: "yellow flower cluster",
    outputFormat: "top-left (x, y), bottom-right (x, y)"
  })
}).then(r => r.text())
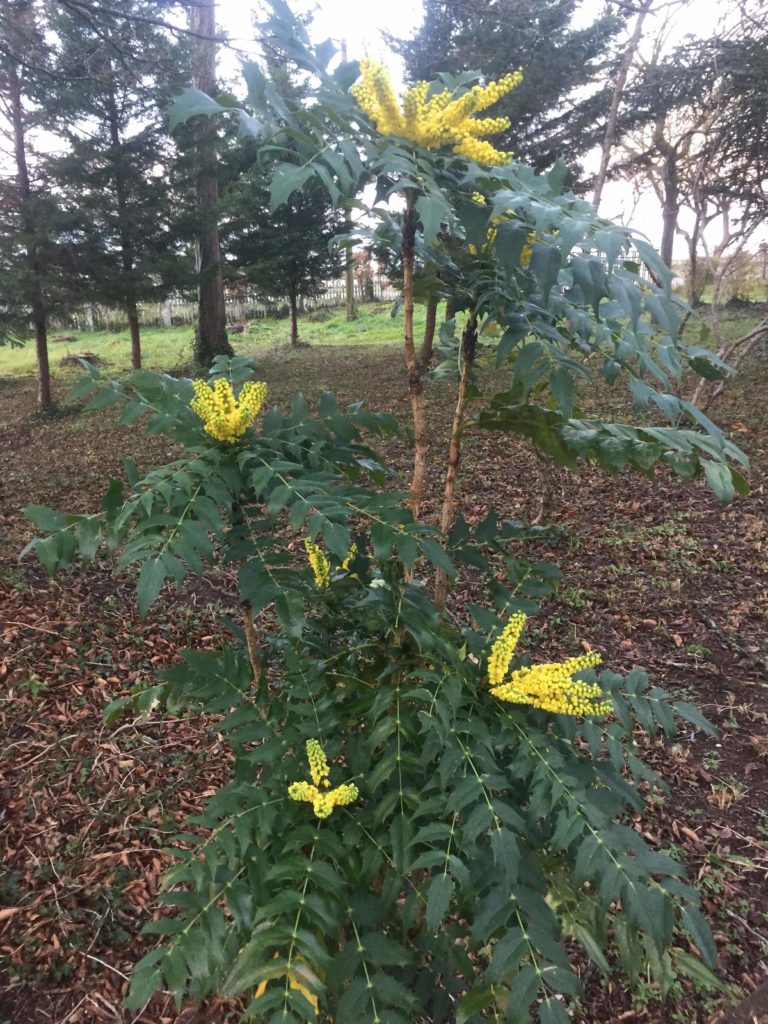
top-left (487, 614), bottom-right (610, 716)
top-left (304, 539), bottom-right (359, 586)
top-left (351, 59), bottom-right (523, 165)
top-left (487, 611), bottom-right (527, 686)
top-left (491, 653), bottom-right (611, 716)
top-left (304, 538), bottom-right (331, 589)
top-left (288, 739), bottom-right (359, 819)
top-left (288, 779), bottom-right (359, 818)
top-left (191, 378), bottom-right (267, 443)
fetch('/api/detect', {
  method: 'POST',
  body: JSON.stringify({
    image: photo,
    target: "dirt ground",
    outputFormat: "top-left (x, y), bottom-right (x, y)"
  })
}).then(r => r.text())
top-left (1, 339), bottom-right (766, 1023)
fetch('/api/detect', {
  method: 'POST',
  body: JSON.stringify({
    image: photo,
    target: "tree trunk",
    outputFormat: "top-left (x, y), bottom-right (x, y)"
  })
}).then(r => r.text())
top-left (445, 295), bottom-right (455, 322)
top-left (8, 55), bottom-right (53, 408)
top-left (685, 151), bottom-right (710, 308)
top-left (35, 320), bottom-right (52, 408)
top-left (190, 0), bottom-right (232, 368)
top-left (654, 122), bottom-right (679, 268)
top-left (434, 313), bottom-right (477, 611)
top-left (128, 310), bottom-right (142, 370)
top-left (659, 154), bottom-right (679, 268)
top-left (106, 88), bottom-right (142, 370)
top-left (402, 192), bottom-right (428, 520)
top-left (345, 208), bottom-right (357, 321)
top-left (418, 293), bottom-right (438, 369)
top-left (592, 0), bottom-right (655, 211)
top-left (289, 290), bottom-right (299, 346)
top-left (340, 39), bottom-right (357, 323)
top-left (687, 238), bottom-right (700, 307)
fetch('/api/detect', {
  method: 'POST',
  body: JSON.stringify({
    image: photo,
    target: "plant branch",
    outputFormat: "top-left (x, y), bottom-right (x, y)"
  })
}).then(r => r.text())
top-left (242, 600), bottom-right (261, 684)
top-left (402, 190), bottom-right (428, 520)
top-left (434, 313), bottom-right (477, 611)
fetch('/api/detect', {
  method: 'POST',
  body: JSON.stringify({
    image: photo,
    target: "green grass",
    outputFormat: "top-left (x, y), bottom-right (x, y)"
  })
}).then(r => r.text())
top-left (684, 315), bottom-right (762, 348)
top-left (695, 278), bottom-right (768, 303)
top-left (0, 302), bottom-right (428, 378)
top-left (1, 299), bottom-right (761, 380)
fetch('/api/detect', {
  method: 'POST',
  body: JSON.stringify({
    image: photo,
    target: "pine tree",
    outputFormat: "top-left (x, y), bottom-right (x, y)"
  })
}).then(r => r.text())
top-left (0, 0), bottom-right (84, 407)
top-left (45, 0), bottom-right (192, 369)
top-left (221, 139), bottom-right (342, 346)
top-left (391, 0), bottom-right (623, 174)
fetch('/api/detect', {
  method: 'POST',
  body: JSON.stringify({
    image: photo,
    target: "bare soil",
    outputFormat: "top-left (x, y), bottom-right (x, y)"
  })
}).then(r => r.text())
top-left (0, 343), bottom-right (766, 1023)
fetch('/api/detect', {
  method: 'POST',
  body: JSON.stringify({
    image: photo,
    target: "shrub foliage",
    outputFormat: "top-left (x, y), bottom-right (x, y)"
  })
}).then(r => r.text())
top-left (26, 356), bottom-right (720, 1022)
top-left (23, 4), bottom-right (748, 1018)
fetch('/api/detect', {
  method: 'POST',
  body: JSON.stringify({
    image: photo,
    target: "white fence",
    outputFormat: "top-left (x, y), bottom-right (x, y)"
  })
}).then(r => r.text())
top-left (65, 248), bottom-right (707, 334)
top-left (69, 275), bottom-right (400, 333)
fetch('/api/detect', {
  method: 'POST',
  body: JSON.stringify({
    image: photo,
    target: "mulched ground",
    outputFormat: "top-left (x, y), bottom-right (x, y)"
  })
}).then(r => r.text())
top-left (0, 340), bottom-right (766, 1024)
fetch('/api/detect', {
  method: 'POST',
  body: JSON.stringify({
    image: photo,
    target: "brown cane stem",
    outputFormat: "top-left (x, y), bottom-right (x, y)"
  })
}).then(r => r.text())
top-left (434, 314), bottom-right (477, 611)
top-left (242, 600), bottom-right (261, 684)
top-left (402, 190), bottom-right (428, 521)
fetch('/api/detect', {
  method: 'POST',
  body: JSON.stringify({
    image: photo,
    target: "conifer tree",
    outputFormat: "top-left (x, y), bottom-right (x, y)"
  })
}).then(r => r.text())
top-left (0, 0), bottom-right (84, 407)
top-left (221, 140), bottom-right (342, 346)
top-left (45, 0), bottom-right (192, 369)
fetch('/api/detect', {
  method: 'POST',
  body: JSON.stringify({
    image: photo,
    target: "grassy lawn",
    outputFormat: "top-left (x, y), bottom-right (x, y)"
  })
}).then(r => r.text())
top-left (0, 303), bottom-right (428, 378)
top-left (2, 300), bottom-right (762, 383)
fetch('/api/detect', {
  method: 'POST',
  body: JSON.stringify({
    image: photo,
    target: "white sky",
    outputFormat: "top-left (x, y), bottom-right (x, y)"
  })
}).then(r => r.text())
top-left (218, 0), bottom-right (766, 259)
top-left (219, 0), bottom-right (421, 72)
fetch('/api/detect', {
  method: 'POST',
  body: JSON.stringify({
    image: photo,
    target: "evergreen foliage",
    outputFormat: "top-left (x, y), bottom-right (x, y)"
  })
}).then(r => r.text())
top-left (23, 6), bottom-right (751, 1017)
top-left (221, 138), bottom-right (343, 345)
top-left (25, 356), bottom-right (726, 1022)
top-left (44, 0), bottom-right (193, 368)
top-left (9, 2), bottom-right (759, 1018)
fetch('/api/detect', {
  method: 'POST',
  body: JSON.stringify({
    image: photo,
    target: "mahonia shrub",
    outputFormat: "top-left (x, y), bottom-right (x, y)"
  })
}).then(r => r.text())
top-left (25, 358), bottom-right (722, 1023)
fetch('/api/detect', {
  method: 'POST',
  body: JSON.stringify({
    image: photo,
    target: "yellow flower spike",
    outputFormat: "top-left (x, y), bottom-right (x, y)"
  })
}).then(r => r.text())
top-left (190, 378), bottom-right (267, 443)
top-left (304, 537), bottom-right (331, 589)
top-left (288, 740), bottom-right (359, 819)
top-left (486, 618), bottom-right (609, 716)
top-left (351, 61), bottom-right (522, 166)
top-left (487, 612), bottom-right (527, 687)
top-left (305, 738), bottom-right (330, 788)
top-left (340, 543), bottom-right (357, 573)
